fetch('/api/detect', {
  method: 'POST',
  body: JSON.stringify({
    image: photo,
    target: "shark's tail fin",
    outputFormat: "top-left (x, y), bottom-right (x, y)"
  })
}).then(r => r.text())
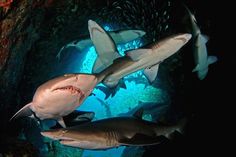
top-left (155, 118), bottom-right (187, 139)
top-left (174, 118), bottom-right (187, 134)
top-left (10, 103), bottom-right (33, 121)
top-left (88, 20), bottom-right (121, 74)
top-left (183, 4), bottom-right (197, 24)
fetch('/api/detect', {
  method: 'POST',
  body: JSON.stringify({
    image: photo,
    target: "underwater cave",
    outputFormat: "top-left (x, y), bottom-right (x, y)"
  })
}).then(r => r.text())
top-left (0, 0), bottom-right (224, 157)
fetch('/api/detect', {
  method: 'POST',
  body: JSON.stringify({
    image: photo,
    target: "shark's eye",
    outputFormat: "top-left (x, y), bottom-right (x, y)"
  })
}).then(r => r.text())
top-left (62, 130), bottom-right (67, 134)
top-left (59, 130), bottom-right (68, 136)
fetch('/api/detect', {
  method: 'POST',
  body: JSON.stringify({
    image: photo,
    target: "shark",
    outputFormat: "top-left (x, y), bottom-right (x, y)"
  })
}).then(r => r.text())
top-left (11, 21), bottom-right (191, 127)
top-left (88, 20), bottom-right (192, 88)
top-left (184, 5), bottom-right (218, 80)
top-left (10, 74), bottom-right (98, 128)
top-left (41, 109), bottom-right (186, 150)
top-left (56, 29), bottom-right (145, 60)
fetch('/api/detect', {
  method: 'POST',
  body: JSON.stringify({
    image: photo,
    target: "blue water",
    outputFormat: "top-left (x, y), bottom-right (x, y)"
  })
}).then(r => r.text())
top-left (51, 26), bottom-right (166, 157)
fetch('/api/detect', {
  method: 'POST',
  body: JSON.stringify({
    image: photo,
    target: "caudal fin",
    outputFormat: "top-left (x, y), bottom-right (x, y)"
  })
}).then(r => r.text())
top-left (156, 118), bottom-right (187, 139)
top-left (183, 4), bottom-right (197, 24)
top-left (175, 118), bottom-right (187, 134)
top-left (10, 103), bottom-right (33, 121)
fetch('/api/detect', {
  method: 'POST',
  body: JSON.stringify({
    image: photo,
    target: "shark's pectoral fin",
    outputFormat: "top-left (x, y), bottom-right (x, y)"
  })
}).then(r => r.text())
top-left (192, 64), bottom-right (200, 72)
top-left (202, 34), bottom-right (209, 43)
top-left (96, 86), bottom-right (112, 99)
top-left (126, 49), bottom-right (152, 61)
top-left (119, 134), bottom-right (164, 146)
top-left (10, 103), bottom-right (33, 121)
top-left (207, 56), bottom-right (218, 65)
top-left (103, 78), bottom-right (121, 89)
top-left (57, 117), bottom-right (66, 128)
top-left (144, 63), bottom-right (160, 83)
top-left (101, 78), bottom-right (126, 99)
top-left (119, 78), bottom-right (127, 89)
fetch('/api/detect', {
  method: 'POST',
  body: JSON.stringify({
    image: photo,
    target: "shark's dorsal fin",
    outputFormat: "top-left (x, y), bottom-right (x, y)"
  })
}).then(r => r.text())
top-left (207, 56), bottom-right (218, 65)
top-left (126, 49), bottom-right (152, 61)
top-left (57, 117), bottom-right (66, 128)
top-left (119, 78), bottom-right (127, 89)
top-left (138, 101), bottom-right (144, 105)
top-left (96, 79), bottom-right (126, 99)
top-left (144, 63), bottom-right (160, 83)
top-left (133, 108), bottom-right (144, 119)
top-left (88, 20), bottom-right (121, 73)
top-left (10, 103), bottom-right (33, 121)
top-left (92, 57), bottom-right (107, 74)
top-left (183, 4), bottom-right (197, 24)
top-left (192, 64), bottom-right (200, 72)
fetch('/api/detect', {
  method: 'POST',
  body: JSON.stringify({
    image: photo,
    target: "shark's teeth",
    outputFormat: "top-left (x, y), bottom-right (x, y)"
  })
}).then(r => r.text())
top-left (54, 86), bottom-right (83, 95)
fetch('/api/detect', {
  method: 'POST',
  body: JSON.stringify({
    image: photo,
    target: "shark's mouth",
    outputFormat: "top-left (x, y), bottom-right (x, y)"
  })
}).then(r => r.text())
top-left (59, 138), bottom-right (75, 142)
top-left (59, 138), bottom-right (79, 146)
top-left (54, 86), bottom-right (84, 96)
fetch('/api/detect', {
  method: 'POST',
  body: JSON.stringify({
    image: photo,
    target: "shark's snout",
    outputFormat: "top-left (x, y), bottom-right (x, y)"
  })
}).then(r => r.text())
top-left (41, 131), bottom-right (57, 139)
top-left (173, 33), bottom-right (192, 45)
top-left (88, 20), bottom-right (96, 28)
top-left (184, 33), bottom-right (192, 41)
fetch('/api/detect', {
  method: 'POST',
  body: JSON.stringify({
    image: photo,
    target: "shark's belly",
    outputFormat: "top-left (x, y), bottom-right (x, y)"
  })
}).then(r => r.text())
top-left (66, 129), bottom-right (120, 149)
